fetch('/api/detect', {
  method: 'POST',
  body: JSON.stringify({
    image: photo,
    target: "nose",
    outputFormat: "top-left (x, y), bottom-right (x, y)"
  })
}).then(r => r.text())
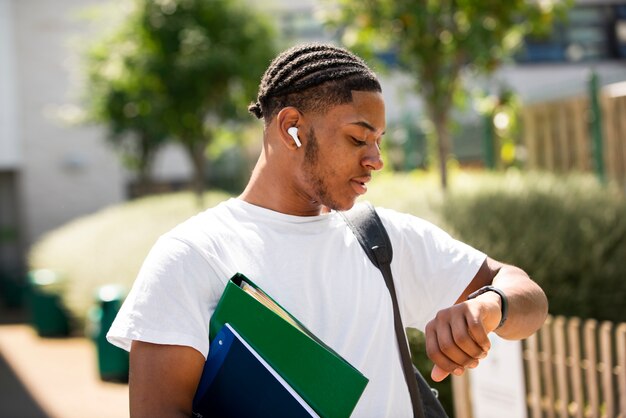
top-left (362, 143), bottom-right (384, 171)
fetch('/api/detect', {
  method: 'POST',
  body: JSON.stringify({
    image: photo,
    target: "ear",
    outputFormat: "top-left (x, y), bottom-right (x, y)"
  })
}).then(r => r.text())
top-left (276, 107), bottom-right (303, 150)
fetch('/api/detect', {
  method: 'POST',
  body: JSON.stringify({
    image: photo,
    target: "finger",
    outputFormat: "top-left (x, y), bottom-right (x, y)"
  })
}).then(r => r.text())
top-left (430, 365), bottom-right (450, 382)
top-left (438, 313), bottom-right (487, 366)
top-left (431, 358), bottom-right (482, 382)
top-left (425, 323), bottom-right (470, 374)
top-left (450, 316), bottom-right (487, 360)
top-left (467, 315), bottom-right (491, 346)
top-left (465, 314), bottom-right (491, 353)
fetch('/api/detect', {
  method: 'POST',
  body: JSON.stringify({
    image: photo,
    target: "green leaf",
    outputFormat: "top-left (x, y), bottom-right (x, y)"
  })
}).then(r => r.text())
top-left (78, 0), bottom-right (278, 192)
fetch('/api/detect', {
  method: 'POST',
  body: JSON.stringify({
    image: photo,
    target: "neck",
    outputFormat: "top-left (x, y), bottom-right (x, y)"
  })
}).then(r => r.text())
top-left (239, 150), bottom-right (325, 217)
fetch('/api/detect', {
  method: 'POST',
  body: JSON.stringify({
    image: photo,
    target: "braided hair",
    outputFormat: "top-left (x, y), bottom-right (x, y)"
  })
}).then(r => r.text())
top-left (248, 43), bottom-right (381, 121)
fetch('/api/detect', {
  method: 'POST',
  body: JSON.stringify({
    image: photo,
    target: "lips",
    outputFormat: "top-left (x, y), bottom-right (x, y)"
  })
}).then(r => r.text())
top-left (351, 175), bottom-right (371, 195)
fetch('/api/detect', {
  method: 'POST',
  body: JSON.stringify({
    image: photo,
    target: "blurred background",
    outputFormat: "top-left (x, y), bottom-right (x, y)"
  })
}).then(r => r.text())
top-left (1, 0), bottom-right (625, 417)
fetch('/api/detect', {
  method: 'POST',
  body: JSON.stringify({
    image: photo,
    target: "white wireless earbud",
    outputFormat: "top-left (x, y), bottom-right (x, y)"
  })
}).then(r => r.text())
top-left (287, 127), bottom-right (302, 148)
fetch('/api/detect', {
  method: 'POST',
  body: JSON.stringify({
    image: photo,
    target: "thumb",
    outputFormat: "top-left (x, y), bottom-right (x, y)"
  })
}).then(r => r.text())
top-left (430, 365), bottom-right (450, 382)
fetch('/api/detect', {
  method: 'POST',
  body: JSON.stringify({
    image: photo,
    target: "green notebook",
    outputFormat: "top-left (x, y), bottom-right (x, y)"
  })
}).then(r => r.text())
top-left (209, 273), bottom-right (368, 418)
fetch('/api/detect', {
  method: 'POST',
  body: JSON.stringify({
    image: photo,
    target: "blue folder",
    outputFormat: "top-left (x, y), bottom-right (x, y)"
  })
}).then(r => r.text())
top-left (192, 323), bottom-right (319, 418)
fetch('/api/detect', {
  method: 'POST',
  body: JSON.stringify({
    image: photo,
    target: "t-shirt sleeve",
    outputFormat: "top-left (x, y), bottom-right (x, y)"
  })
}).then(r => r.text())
top-left (106, 235), bottom-right (226, 359)
top-left (377, 208), bottom-right (487, 332)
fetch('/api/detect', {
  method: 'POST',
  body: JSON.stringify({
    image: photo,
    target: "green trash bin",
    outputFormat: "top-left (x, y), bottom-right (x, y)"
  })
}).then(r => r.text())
top-left (0, 271), bottom-right (26, 308)
top-left (27, 269), bottom-right (71, 337)
top-left (89, 284), bottom-right (129, 382)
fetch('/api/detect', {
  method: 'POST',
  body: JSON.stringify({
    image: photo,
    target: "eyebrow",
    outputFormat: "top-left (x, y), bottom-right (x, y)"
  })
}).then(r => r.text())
top-left (350, 121), bottom-right (386, 136)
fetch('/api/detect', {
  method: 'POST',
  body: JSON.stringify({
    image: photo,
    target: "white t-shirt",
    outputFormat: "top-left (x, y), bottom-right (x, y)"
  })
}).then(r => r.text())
top-left (108, 198), bottom-right (486, 417)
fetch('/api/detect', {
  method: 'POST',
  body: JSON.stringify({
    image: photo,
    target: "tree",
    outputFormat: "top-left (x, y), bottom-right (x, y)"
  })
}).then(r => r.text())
top-left (82, 4), bottom-right (170, 190)
top-left (325, 0), bottom-right (570, 190)
top-left (82, 0), bottom-right (277, 198)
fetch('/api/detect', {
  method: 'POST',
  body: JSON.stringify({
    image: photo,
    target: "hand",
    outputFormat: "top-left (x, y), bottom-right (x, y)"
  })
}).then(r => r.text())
top-left (424, 292), bottom-right (502, 382)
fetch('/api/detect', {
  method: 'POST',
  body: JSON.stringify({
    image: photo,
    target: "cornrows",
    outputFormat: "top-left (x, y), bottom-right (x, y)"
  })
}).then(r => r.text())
top-left (249, 43), bottom-right (381, 121)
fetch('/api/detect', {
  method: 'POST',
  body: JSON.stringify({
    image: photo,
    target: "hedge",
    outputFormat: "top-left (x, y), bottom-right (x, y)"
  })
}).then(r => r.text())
top-left (28, 190), bottom-right (232, 329)
top-left (440, 171), bottom-right (626, 323)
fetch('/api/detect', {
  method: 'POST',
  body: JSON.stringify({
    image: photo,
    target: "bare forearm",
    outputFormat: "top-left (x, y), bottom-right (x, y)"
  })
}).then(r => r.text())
top-left (492, 265), bottom-right (548, 340)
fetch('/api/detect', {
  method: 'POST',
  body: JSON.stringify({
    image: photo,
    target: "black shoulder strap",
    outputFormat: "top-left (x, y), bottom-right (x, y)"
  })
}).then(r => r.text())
top-left (340, 201), bottom-right (393, 269)
top-left (340, 202), bottom-right (425, 418)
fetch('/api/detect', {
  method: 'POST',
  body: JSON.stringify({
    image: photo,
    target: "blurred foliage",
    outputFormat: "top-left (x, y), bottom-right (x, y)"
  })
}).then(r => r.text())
top-left (441, 170), bottom-right (626, 324)
top-left (364, 170), bottom-right (445, 225)
top-left (28, 190), bottom-right (231, 329)
top-left (80, 1), bottom-right (169, 185)
top-left (80, 0), bottom-right (277, 196)
top-left (322, 0), bottom-right (571, 190)
top-left (206, 125), bottom-right (263, 194)
top-left (475, 85), bottom-right (523, 169)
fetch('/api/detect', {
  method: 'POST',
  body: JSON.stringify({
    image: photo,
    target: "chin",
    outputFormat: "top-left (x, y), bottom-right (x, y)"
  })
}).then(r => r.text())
top-left (327, 198), bottom-right (358, 212)
top-left (314, 187), bottom-right (359, 212)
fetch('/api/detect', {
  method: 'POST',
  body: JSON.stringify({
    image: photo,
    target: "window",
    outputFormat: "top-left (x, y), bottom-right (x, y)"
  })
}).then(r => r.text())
top-left (517, 4), bottom-right (626, 63)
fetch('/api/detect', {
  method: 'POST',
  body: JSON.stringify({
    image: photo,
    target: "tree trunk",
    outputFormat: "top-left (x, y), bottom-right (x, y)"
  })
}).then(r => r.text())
top-left (432, 110), bottom-right (451, 191)
top-left (187, 141), bottom-right (207, 207)
top-left (136, 133), bottom-right (156, 195)
top-left (126, 133), bottom-right (158, 198)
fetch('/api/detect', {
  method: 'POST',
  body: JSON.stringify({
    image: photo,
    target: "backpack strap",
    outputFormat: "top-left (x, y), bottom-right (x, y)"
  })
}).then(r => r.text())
top-left (340, 202), bottom-right (426, 418)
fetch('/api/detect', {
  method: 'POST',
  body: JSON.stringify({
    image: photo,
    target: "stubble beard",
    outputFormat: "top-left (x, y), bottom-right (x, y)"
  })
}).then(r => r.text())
top-left (302, 127), bottom-right (347, 211)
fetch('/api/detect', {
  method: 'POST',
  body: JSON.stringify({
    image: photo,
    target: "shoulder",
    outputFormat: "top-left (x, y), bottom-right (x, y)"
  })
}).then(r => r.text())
top-left (374, 205), bottom-right (450, 240)
top-left (167, 199), bottom-right (237, 235)
top-left (134, 199), bottom-right (240, 279)
top-left (157, 198), bottom-right (242, 249)
top-left (373, 204), bottom-right (485, 259)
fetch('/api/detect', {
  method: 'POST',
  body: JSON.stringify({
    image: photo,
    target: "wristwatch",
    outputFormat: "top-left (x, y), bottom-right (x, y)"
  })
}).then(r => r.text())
top-left (467, 285), bottom-right (508, 329)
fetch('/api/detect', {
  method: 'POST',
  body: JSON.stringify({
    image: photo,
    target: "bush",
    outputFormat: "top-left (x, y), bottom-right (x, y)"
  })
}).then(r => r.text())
top-left (28, 190), bottom-right (231, 329)
top-left (441, 170), bottom-right (626, 323)
top-left (365, 170), bottom-right (446, 225)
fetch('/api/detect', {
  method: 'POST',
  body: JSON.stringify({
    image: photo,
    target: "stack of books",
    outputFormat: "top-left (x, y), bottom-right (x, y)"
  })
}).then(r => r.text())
top-left (192, 273), bottom-right (368, 418)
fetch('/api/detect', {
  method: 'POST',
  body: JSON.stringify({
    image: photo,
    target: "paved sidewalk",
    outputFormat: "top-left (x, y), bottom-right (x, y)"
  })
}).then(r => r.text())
top-left (0, 321), bottom-right (129, 418)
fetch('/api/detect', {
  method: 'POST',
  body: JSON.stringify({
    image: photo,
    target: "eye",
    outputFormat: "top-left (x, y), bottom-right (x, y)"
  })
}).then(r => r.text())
top-left (351, 136), bottom-right (366, 146)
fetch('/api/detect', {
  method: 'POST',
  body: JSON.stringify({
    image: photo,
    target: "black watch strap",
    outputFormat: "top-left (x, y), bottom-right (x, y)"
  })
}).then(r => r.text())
top-left (467, 285), bottom-right (508, 329)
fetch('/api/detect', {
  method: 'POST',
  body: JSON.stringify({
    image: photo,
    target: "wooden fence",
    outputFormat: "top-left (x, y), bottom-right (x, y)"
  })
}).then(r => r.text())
top-left (601, 83), bottom-right (626, 187)
top-left (453, 315), bottom-right (626, 418)
top-left (522, 81), bottom-right (626, 187)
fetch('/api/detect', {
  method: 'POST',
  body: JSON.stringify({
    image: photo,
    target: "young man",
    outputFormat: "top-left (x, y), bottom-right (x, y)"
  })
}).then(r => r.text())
top-left (108, 43), bottom-right (548, 417)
